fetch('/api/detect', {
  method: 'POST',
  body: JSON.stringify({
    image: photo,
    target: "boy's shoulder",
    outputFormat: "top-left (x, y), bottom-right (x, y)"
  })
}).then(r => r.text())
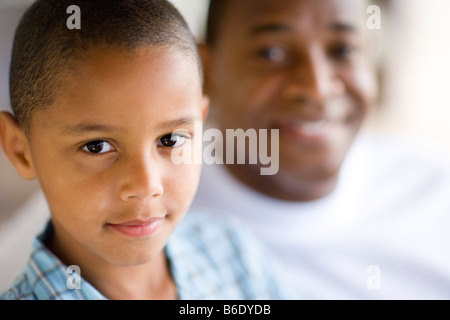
top-left (0, 223), bottom-right (106, 300)
top-left (0, 274), bottom-right (35, 300)
top-left (166, 212), bottom-right (294, 300)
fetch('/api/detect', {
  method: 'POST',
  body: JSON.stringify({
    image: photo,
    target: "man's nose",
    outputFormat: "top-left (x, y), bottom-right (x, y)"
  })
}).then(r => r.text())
top-left (118, 153), bottom-right (164, 201)
top-left (285, 46), bottom-right (345, 103)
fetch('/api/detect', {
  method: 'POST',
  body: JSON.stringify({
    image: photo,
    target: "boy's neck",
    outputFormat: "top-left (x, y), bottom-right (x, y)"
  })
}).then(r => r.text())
top-left (85, 251), bottom-right (177, 300)
top-left (46, 221), bottom-right (177, 300)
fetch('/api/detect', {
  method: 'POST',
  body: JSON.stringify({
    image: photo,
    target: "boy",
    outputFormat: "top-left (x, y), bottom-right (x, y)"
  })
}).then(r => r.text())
top-left (191, 0), bottom-right (450, 299)
top-left (0, 0), bottom-right (288, 300)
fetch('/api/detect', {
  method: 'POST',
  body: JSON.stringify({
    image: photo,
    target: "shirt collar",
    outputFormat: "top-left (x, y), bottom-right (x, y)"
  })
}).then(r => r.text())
top-left (25, 221), bottom-right (187, 300)
top-left (25, 221), bottom-right (107, 300)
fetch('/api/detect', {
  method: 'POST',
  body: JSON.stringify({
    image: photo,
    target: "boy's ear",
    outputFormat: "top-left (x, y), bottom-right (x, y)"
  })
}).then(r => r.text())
top-left (0, 111), bottom-right (37, 180)
top-left (198, 43), bottom-right (212, 96)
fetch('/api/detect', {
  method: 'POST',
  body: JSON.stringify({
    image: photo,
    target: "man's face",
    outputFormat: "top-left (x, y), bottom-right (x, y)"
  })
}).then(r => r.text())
top-left (27, 46), bottom-right (207, 266)
top-left (205, 0), bottom-right (377, 201)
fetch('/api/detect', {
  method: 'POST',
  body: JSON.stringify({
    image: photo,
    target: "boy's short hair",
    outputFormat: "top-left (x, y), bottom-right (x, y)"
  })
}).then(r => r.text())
top-left (10, 0), bottom-right (202, 131)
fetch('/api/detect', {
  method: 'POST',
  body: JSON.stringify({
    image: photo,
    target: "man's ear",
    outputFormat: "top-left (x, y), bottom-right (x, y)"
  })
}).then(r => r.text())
top-left (0, 111), bottom-right (37, 180)
top-left (198, 42), bottom-right (212, 96)
top-left (201, 95), bottom-right (210, 123)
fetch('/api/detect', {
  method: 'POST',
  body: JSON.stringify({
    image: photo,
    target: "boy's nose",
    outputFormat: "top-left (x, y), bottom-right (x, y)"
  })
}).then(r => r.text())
top-left (118, 153), bottom-right (164, 201)
top-left (284, 46), bottom-right (345, 104)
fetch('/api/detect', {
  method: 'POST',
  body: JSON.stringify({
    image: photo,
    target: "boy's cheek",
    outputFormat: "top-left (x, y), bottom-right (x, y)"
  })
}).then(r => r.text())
top-left (171, 162), bottom-right (202, 187)
top-left (37, 166), bottom-right (112, 219)
top-left (165, 164), bottom-right (201, 205)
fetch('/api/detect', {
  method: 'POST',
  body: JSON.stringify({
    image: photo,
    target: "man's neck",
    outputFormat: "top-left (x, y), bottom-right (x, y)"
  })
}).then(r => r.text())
top-left (224, 163), bottom-right (338, 202)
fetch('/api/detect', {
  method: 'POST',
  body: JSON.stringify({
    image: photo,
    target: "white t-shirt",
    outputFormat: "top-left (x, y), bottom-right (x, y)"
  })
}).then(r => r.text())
top-left (190, 133), bottom-right (450, 299)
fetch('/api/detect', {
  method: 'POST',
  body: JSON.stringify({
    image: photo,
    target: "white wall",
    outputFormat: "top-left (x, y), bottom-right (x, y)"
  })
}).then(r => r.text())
top-left (366, 0), bottom-right (450, 156)
top-left (169, 0), bottom-right (209, 40)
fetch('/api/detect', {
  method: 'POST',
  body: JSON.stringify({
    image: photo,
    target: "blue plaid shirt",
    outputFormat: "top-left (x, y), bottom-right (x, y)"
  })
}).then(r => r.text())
top-left (1, 213), bottom-right (292, 300)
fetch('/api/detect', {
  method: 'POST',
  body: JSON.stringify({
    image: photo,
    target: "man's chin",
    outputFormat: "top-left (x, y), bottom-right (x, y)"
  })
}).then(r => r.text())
top-left (268, 161), bottom-right (342, 201)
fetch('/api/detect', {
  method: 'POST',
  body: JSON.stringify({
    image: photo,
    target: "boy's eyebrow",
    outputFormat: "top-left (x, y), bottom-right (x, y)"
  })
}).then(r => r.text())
top-left (61, 117), bottom-right (198, 136)
top-left (62, 123), bottom-right (124, 136)
top-left (157, 117), bottom-right (198, 130)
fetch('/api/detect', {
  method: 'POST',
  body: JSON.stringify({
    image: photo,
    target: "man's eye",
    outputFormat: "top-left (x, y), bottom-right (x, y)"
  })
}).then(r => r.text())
top-left (158, 133), bottom-right (187, 148)
top-left (82, 140), bottom-right (114, 154)
top-left (256, 46), bottom-right (287, 63)
top-left (331, 44), bottom-right (358, 60)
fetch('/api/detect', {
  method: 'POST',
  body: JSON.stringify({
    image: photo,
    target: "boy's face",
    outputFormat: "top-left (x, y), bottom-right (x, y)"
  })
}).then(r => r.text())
top-left (204, 0), bottom-right (377, 200)
top-left (27, 46), bottom-right (207, 266)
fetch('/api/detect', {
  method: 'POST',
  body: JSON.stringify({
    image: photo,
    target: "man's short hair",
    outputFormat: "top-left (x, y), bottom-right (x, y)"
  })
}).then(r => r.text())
top-left (204, 0), bottom-right (383, 46)
top-left (205, 0), bottom-right (226, 46)
top-left (10, 0), bottom-right (202, 131)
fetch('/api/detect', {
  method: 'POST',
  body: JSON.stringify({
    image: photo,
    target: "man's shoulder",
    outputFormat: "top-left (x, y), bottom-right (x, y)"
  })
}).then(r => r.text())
top-left (167, 212), bottom-right (291, 299)
top-left (349, 133), bottom-right (450, 181)
top-left (169, 212), bottom-right (254, 258)
top-left (355, 133), bottom-right (450, 166)
top-left (346, 133), bottom-right (450, 218)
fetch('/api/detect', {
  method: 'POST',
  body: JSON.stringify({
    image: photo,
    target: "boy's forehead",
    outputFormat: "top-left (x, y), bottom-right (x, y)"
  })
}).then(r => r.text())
top-left (59, 45), bottom-right (200, 98)
top-left (29, 45), bottom-right (203, 133)
top-left (71, 45), bottom-right (193, 76)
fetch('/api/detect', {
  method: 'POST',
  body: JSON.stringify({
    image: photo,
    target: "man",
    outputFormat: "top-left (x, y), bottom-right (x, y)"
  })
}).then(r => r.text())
top-left (191, 0), bottom-right (450, 299)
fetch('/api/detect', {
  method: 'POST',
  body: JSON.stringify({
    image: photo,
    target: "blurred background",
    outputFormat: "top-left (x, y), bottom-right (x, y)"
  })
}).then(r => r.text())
top-left (0, 0), bottom-right (450, 288)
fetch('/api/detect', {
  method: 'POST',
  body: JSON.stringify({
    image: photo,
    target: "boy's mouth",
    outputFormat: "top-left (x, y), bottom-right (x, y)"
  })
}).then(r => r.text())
top-left (106, 218), bottom-right (164, 237)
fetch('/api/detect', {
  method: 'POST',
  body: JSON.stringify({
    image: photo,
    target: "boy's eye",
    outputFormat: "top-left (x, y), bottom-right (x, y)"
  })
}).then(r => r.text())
top-left (82, 140), bottom-right (115, 154)
top-left (158, 133), bottom-right (187, 148)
